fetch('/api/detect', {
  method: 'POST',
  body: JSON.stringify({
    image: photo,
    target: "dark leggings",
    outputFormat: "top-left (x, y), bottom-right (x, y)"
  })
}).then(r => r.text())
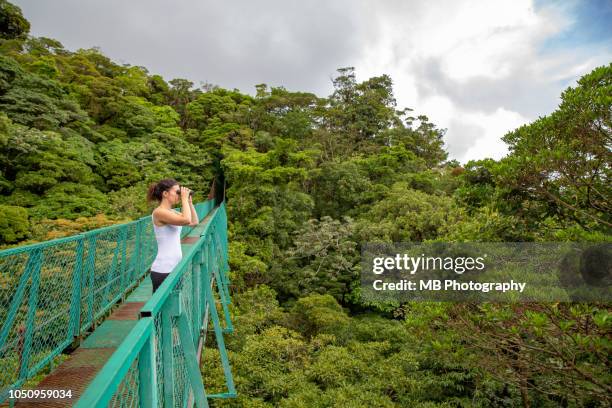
top-left (150, 270), bottom-right (170, 293)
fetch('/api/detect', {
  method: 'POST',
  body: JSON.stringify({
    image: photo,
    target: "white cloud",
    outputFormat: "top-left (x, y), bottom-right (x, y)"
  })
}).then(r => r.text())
top-left (354, 0), bottom-right (609, 163)
top-left (459, 108), bottom-right (528, 161)
top-left (14, 0), bottom-right (611, 164)
top-left (418, 96), bottom-right (528, 161)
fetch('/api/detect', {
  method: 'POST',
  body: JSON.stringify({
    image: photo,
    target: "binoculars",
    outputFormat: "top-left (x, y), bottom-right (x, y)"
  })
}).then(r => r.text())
top-left (177, 186), bottom-right (193, 197)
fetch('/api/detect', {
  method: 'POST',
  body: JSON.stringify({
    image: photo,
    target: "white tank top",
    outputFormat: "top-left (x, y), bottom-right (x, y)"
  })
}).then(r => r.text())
top-left (150, 211), bottom-right (183, 274)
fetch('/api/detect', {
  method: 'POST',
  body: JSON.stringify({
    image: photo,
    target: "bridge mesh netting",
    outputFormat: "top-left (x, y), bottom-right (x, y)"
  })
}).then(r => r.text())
top-left (0, 201), bottom-right (215, 403)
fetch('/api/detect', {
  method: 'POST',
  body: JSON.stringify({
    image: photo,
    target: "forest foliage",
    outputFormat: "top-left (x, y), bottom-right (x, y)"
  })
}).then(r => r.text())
top-left (0, 2), bottom-right (610, 407)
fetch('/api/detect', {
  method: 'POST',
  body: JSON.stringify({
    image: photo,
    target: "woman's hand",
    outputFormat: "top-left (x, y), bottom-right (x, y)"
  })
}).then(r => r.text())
top-left (180, 186), bottom-right (191, 201)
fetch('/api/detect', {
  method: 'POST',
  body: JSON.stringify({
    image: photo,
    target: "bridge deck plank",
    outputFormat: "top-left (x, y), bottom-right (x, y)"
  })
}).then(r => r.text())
top-left (12, 297), bottom-right (152, 406)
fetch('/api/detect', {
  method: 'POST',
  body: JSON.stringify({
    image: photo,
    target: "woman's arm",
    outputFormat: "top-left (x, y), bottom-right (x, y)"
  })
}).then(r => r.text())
top-left (154, 187), bottom-right (192, 225)
top-left (188, 196), bottom-right (199, 226)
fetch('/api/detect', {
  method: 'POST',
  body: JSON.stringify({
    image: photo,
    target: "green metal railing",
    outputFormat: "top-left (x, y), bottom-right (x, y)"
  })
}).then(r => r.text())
top-left (0, 200), bottom-right (219, 404)
top-left (76, 202), bottom-right (236, 407)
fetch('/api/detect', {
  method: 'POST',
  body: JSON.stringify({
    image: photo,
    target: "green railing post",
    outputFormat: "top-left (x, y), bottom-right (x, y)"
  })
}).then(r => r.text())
top-left (203, 258), bottom-right (236, 397)
top-left (161, 302), bottom-right (174, 408)
top-left (219, 204), bottom-right (230, 277)
top-left (142, 219), bottom-right (156, 273)
top-left (138, 328), bottom-right (157, 408)
top-left (19, 248), bottom-right (43, 380)
top-left (126, 224), bottom-right (138, 287)
top-left (211, 237), bottom-right (233, 334)
top-left (102, 236), bottom-right (121, 305)
top-left (191, 253), bottom-right (201, 340)
top-left (199, 238), bottom-right (209, 336)
top-left (0, 262), bottom-right (33, 349)
top-left (84, 234), bottom-right (97, 331)
top-left (119, 226), bottom-right (128, 294)
top-left (135, 221), bottom-right (143, 278)
top-left (171, 291), bottom-right (209, 408)
top-left (70, 238), bottom-right (85, 338)
top-left (212, 229), bottom-right (231, 305)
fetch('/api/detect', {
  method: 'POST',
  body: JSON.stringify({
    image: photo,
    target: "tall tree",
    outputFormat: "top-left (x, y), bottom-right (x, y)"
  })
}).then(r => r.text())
top-left (325, 67), bottom-right (399, 154)
top-left (0, 0), bottom-right (29, 40)
top-left (501, 63), bottom-right (612, 229)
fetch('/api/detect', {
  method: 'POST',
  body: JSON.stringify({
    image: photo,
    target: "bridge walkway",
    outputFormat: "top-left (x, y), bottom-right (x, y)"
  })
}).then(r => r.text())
top-left (0, 205), bottom-right (233, 407)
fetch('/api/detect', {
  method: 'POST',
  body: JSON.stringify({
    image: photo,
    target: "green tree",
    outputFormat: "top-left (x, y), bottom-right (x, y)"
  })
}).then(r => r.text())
top-left (449, 303), bottom-right (612, 407)
top-left (0, 203), bottom-right (28, 243)
top-left (501, 63), bottom-right (612, 230)
top-left (310, 159), bottom-right (374, 219)
top-left (167, 78), bottom-right (200, 128)
top-left (95, 138), bottom-right (172, 190)
top-left (0, 117), bottom-right (98, 198)
top-left (323, 67), bottom-right (400, 154)
top-left (0, 55), bottom-right (89, 131)
top-left (356, 182), bottom-right (455, 242)
top-left (273, 216), bottom-right (358, 303)
top-left (0, 0), bottom-right (29, 40)
top-left (29, 182), bottom-right (109, 219)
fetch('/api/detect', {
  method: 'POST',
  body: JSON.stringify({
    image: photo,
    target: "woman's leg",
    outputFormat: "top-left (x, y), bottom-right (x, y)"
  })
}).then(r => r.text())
top-left (150, 271), bottom-right (170, 293)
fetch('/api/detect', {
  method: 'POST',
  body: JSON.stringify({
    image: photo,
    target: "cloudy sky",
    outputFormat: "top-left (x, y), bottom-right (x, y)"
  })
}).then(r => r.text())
top-left (14, 0), bottom-right (612, 163)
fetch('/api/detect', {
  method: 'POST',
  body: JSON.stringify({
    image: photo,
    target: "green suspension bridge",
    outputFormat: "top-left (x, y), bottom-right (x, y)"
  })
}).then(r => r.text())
top-left (0, 198), bottom-right (236, 407)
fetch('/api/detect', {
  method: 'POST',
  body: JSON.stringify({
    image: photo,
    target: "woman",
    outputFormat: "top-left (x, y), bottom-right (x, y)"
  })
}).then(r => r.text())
top-left (146, 179), bottom-right (199, 293)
